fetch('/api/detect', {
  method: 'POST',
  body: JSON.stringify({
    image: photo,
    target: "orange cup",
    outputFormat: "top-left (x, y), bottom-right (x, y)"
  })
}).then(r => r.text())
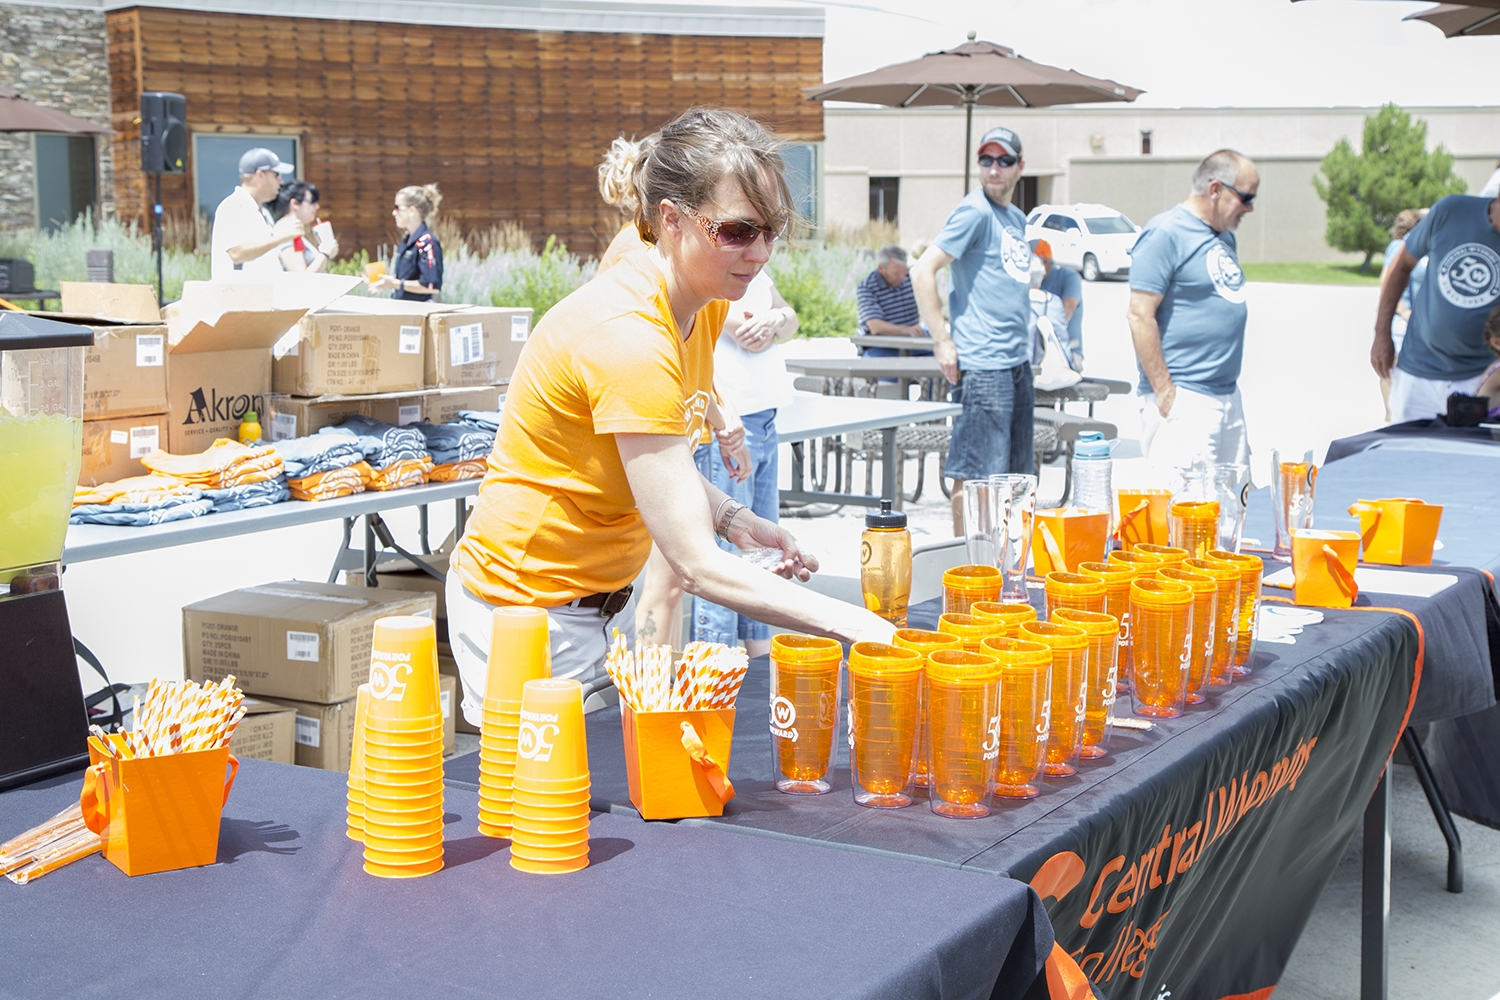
top-left (984, 638), bottom-right (1052, 800)
top-left (1109, 549), bottom-right (1163, 578)
top-left (1032, 508), bottom-right (1110, 576)
top-left (1169, 501), bottom-right (1221, 559)
top-left (1079, 560), bottom-right (1136, 693)
top-left (1184, 557), bottom-right (1241, 688)
top-left (510, 799), bottom-right (590, 822)
top-left (769, 634), bottom-right (843, 795)
top-left (924, 650), bottom-right (1002, 818)
top-left (892, 629), bottom-right (961, 789)
top-left (1159, 567), bottom-right (1218, 704)
top-left (1116, 489), bottom-right (1171, 548)
top-left (346, 684), bottom-right (371, 843)
top-left (942, 565), bottom-right (1002, 615)
top-left (512, 787), bottom-right (591, 809)
top-left (365, 616), bottom-right (441, 722)
top-left (511, 840), bottom-right (590, 863)
top-left (513, 678), bottom-right (588, 782)
top-left (1132, 544), bottom-right (1187, 576)
top-left (970, 601), bottom-right (1038, 630)
top-left (1052, 609), bottom-right (1120, 759)
top-left (1129, 579), bottom-right (1194, 718)
top-left (511, 853), bottom-right (591, 875)
top-left (486, 606), bottom-right (552, 703)
top-left (362, 714), bottom-right (445, 735)
top-left (938, 612), bottom-right (1006, 653)
top-left (846, 642), bottom-right (923, 809)
top-left (1044, 572), bottom-right (1106, 618)
top-left (1209, 549), bottom-right (1265, 674)
top-left (1019, 620), bottom-right (1089, 776)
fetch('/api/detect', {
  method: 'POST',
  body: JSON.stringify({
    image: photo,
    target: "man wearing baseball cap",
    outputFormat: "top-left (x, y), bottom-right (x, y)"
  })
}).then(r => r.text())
top-left (911, 125), bottom-right (1035, 533)
top-left (1031, 238), bottom-right (1084, 365)
top-left (209, 147), bottom-right (305, 280)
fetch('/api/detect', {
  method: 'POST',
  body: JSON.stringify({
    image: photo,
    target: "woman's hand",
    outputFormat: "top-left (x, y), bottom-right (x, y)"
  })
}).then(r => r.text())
top-left (730, 309), bottom-right (784, 352)
top-left (716, 424), bottom-right (751, 482)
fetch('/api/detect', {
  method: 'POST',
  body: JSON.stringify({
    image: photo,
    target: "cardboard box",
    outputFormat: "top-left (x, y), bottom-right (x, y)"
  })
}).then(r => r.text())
top-left (440, 674), bottom-right (457, 754)
top-left (438, 653), bottom-right (479, 735)
top-left (165, 276), bottom-right (356, 455)
top-left (61, 282), bottom-right (162, 323)
top-left (273, 309), bottom-right (427, 396)
top-left (81, 325), bottom-right (170, 419)
top-left (343, 553), bottom-right (449, 621)
top-left (424, 384), bottom-right (504, 424)
top-left (226, 697), bottom-right (296, 764)
top-left (425, 306), bottom-right (532, 388)
top-left (79, 414), bottom-right (169, 486)
top-left (264, 390), bottom-right (427, 442)
top-left (257, 694), bottom-right (358, 771)
top-left (182, 580), bottom-right (437, 704)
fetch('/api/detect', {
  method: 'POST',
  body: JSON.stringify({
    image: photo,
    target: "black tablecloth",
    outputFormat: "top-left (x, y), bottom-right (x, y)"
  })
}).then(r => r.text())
top-left (450, 590), bottom-right (1417, 1000)
top-left (0, 759), bottom-right (1049, 1000)
top-left (1323, 418), bottom-right (1500, 464)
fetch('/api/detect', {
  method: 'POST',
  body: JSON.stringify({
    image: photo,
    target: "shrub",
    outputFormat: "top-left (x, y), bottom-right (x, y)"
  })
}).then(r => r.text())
top-left (18, 212), bottom-right (208, 301)
top-left (489, 235), bottom-right (596, 321)
top-left (767, 245), bottom-right (869, 338)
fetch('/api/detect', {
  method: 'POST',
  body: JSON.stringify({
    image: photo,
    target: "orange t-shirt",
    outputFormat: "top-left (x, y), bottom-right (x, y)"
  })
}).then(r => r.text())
top-left (453, 250), bottom-right (726, 607)
top-left (599, 223), bottom-right (649, 272)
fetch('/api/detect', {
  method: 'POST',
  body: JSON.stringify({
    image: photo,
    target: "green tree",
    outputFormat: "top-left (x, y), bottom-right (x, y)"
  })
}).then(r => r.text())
top-left (1314, 103), bottom-right (1468, 270)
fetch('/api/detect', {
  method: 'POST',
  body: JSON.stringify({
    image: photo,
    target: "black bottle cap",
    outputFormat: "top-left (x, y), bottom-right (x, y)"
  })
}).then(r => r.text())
top-left (865, 498), bottom-right (906, 529)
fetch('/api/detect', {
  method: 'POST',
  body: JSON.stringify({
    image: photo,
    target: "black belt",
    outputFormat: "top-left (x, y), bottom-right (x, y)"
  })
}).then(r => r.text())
top-left (569, 584), bottom-right (634, 617)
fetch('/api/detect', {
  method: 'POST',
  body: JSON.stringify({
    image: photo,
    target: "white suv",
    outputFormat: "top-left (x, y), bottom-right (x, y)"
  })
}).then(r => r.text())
top-left (1025, 203), bottom-right (1140, 281)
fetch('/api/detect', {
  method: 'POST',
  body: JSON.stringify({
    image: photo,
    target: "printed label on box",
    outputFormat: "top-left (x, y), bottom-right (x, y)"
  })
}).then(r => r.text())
top-left (510, 314), bottom-right (529, 342)
top-left (135, 334), bottom-right (164, 367)
top-left (273, 329), bottom-right (300, 358)
top-left (398, 404), bottom-right (421, 426)
top-left (295, 714), bottom-right (321, 748)
top-left (441, 689), bottom-right (451, 719)
top-left (450, 323), bottom-right (484, 366)
top-left (399, 325), bottom-right (422, 355)
top-left (270, 412), bottom-right (297, 442)
top-left (110, 429), bottom-right (128, 445)
top-left (128, 424), bottom-right (159, 458)
top-left (286, 630), bottom-right (320, 662)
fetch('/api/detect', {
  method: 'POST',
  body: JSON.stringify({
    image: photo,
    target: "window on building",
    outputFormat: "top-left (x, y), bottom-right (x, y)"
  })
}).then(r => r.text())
top-left (34, 135), bottom-right (98, 231)
top-left (1014, 177), bottom-right (1039, 216)
top-left (1140, 130), bottom-right (1153, 155)
top-left (194, 133), bottom-right (299, 245)
top-left (869, 177), bottom-right (899, 223)
top-left (781, 142), bottom-right (820, 231)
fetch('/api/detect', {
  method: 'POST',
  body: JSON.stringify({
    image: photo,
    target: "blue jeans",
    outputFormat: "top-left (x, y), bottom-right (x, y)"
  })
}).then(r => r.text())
top-left (691, 408), bottom-right (779, 645)
top-left (944, 365), bottom-right (1035, 480)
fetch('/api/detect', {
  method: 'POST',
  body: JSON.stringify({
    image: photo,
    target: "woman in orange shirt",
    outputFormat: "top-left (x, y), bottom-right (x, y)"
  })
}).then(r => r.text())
top-left (446, 108), bottom-right (892, 720)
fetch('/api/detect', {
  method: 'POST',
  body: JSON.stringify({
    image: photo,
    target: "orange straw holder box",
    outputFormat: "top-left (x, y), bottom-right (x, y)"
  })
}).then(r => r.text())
top-left (621, 705), bottom-right (736, 820)
top-left (1348, 498), bottom-right (1443, 566)
top-left (82, 735), bottom-right (239, 877)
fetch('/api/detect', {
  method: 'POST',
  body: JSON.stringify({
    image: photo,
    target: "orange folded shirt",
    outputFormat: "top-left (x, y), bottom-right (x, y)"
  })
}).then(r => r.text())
top-left (74, 474), bottom-right (199, 507)
top-left (367, 457), bottom-right (433, 491)
top-left (141, 439), bottom-right (283, 489)
top-left (429, 459), bottom-right (486, 482)
top-left (287, 462), bottom-right (372, 502)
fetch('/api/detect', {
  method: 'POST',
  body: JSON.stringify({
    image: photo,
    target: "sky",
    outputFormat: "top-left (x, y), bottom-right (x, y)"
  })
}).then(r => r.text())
top-left (804, 0), bottom-right (1498, 109)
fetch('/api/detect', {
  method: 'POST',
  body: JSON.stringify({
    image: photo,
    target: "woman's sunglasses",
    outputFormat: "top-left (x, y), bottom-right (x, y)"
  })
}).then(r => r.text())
top-left (684, 206), bottom-right (788, 250)
top-left (977, 154), bottom-right (1018, 168)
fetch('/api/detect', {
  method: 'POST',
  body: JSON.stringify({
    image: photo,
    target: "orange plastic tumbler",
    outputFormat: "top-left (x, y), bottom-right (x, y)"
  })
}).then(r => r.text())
top-left (1133, 544), bottom-right (1188, 576)
top-left (1129, 579), bottom-right (1194, 719)
top-left (983, 637), bottom-right (1052, 800)
top-left (846, 642), bottom-right (924, 809)
top-left (1158, 567), bottom-right (1218, 705)
top-left (1184, 557), bottom-right (1241, 688)
top-left (1052, 609), bottom-right (1120, 760)
top-left (892, 629), bottom-right (961, 789)
top-left (770, 635), bottom-right (843, 795)
top-left (1080, 560), bottom-right (1136, 694)
top-left (1169, 501), bottom-right (1221, 559)
top-left (1044, 572), bottom-right (1106, 618)
top-left (1209, 549), bottom-right (1264, 675)
top-left (938, 612), bottom-right (1006, 653)
top-left (970, 601), bottom-right (1038, 631)
top-left (924, 650), bottom-right (1002, 818)
top-left (942, 565), bottom-right (1002, 615)
top-left (1019, 620), bottom-right (1089, 776)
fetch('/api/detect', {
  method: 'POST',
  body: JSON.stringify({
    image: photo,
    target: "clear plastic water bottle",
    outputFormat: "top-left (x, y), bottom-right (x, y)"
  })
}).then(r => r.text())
top-left (1068, 431), bottom-right (1115, 523)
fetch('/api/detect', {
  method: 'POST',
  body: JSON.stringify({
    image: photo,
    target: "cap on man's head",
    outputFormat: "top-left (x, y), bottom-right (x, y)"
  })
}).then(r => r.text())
top-left (978, 127), bottom-right (1022, 158)
top-left (1029, 239), bottom-right (1053, 259)
top-left (238, 148), bottom-right (294, 176)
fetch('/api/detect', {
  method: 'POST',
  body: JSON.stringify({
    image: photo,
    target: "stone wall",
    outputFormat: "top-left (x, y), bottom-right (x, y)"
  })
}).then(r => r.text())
top-left (0, 3), bottom-right (113, 233)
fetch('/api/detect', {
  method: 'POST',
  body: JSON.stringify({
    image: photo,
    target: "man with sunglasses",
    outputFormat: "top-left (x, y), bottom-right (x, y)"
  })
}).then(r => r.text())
top-left (911, 126), bottom-right (1036, 533)
top-left (1126, 149), bottom-right (1258, 476)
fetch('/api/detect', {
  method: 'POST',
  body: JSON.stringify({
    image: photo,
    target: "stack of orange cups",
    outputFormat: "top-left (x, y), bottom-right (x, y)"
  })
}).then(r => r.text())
top-left (1019, 620), bottom-right (1090, 776)
top-left (1129, 579), bottom-right (1194, 719)
top-left (892, 629), bottom-right (961, 789)
top-left (1044, 572), bottom-right (1105, 618)
top-left (1052, 609), bottom-right (1120, 760)
top-left (510, 678), bottom-right (591, 874)
top-left (1080, 560), bottom-right (1136, 693)
top-left (361, 616), bottom-right (445, 879)
top-left (1185, 556), bottom-right (1242, 688)
top-left (982, 636), bottom-right (1052, 800)
top-left (970, 601), bottom-right (1038, 633)
top-left (478, 606), bottom-right (553, 838)
top-left (942, 565), bottom-right (1002, 615)
top-left (923, 649), bottom-right (1002, 818)
top-left (1209, 549), bottom-right (1264, 676)
top-left (938, 612), bottom-right (1005, 653)
top-left (846, 643), bottom-right (924, 809)
top-left (1169, 501), bottom-right (1221, 559)
top-left (1159, 567), bottom-right (1218, 705)
top-left (346, 684), bottom-right (371, 842)
top-left (1133, 544), bottom-right (1188, 576)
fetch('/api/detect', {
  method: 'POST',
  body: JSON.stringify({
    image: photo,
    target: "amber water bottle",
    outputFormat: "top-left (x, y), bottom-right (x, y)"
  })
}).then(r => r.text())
top-left (861, 499), bottom-right (912, 627)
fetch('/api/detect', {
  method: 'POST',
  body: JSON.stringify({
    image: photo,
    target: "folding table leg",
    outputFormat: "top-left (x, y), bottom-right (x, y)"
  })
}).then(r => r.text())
top-left (418, 504), bottom-right (431, 554)
top-left (327, 517), bottom-right (355, 584)
top-left (364, 516), bottom-right (378, 588)
top-left (454, 497), bottom-right (469, 539)
top-left (1361, 762), bottom-right (1390, 1000)
top-left (1401, 727), bottom-right (1463, 893)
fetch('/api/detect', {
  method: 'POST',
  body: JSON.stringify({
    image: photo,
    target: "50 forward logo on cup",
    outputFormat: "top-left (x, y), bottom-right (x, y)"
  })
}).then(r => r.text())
top-left (369, 650), bottom-right (412, 702)
top-left (983, 712), bottom-right (1001, 761)
top-left (769, 696), bottom-right (799, 742)
top-left (519, 710), bottom-right (561, 761)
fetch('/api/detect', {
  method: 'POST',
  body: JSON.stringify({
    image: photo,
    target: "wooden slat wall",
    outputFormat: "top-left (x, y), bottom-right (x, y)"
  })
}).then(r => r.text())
top-left (106, 7), bottom-right (824, 257)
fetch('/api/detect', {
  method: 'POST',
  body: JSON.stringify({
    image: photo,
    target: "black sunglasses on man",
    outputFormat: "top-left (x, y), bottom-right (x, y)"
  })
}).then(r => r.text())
top-left (1221, 181), bottom-right (1256, 206)
top-left (977, 154), bottom-right (1018, 168)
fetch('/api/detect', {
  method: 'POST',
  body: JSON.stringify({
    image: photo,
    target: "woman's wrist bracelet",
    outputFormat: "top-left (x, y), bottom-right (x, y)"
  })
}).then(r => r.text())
top-left (714, 498), bottom-right (745, 540)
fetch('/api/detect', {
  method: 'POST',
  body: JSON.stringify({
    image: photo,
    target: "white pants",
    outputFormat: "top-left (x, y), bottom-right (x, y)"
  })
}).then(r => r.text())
top-left (1388, 367), bottom-right (1487, 424)
top-left (444, 569), bottom-right (638, 727)
top-left (1138, 385), bottom-right (1249, 478)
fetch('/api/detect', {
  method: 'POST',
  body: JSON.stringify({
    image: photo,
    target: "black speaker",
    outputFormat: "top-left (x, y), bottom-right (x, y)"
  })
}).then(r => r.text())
top-left (0, 590), bottom-right (90, 791)
top-left (140, 91), bottom-right (187, 175)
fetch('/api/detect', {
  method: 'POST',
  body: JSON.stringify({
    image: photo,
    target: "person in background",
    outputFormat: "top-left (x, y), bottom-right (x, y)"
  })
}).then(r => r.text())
top-left (1377, 207), bottom-right (1429, 421)
top-left (1031, 238), bottom-right (1083, 366)
top-left (1028, 256), bottom-right (1075, 373)
top-left (372, 183), bottom-right (443, 301)
top-left (1126, 149), bottom-right (1258, 477)
top-left (210, 148), bottom-right (302, 280)
top-left (270, 180), bottom-right (340, 273)
top-left (855, 245), bottom-right (931, 358)
top-left (1374, 191), bottom-right (1500, 422)
top-left (911, 126), bottom-right (1035, 535)
top-left (689, 268), bottom-right (797, 657)
top-left (1477, 303), bottom-right (1500, 420)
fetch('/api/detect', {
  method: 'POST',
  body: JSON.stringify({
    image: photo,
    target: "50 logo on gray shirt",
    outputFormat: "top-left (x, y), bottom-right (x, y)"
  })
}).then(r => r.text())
top-left (1437, 243), bottom-right (1500, 309)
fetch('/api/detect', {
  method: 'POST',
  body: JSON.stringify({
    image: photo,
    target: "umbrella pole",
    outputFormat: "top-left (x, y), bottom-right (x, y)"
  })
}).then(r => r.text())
top-left (963, 90), bottom-right (975, 194)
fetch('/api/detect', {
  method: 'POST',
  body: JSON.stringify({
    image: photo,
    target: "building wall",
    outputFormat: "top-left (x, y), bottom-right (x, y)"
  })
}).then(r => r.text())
top-left (0, 3), bottom-right (114, 232)
top-left (106, 6), bottom-right (824, 257)
top-left (825, 106), bottom-right (1500, 262)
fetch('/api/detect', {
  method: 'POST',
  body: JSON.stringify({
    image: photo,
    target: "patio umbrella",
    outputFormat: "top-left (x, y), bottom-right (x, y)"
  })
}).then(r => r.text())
top-left (1405, 3), bottom-right (1500, 35)
top-left (801, 32), bottom-right (1143, 192)
top-left (0, 86), bottom-right (115, 135)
